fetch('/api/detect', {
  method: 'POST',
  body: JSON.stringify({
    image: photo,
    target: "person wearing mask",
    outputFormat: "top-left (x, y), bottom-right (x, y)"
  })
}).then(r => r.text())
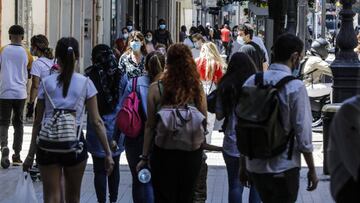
top-left (114, 27), bottom-right (129, 60)
top-left (221, 24), bottom-right (231, 56)
top-left (119, 31), bottom-right (147, 79)
top-left (216, 52), bottom-right (261, 203)
top-left (243, 34), bottom-right (318, 202)
top-left (85, 44), bottom-right (124, 203)
top-left (180, 25), bottom-right (187, 42)
top-left (154, 19), bottom-right (173, 48)
top-left (246, 25), bottom-right (269, 64)
top-left (26, 35), bottom-right (56, 120)
top-left (191, 33), bottom-right (206, 59)
top-left (228, 26), bottom-right (243, 61)
top-left (144, 30), bottom-right (156, 53)
top-left (155, 43), bottom-right (167, 56)
top-left (120, 51), bottom-right (165, 203)
top-left (23, 37), bottom-right (114, 203)
top-left (0, 25), bottom-right (33, 168)
top-left (238, 24), bottom-right (268, 71)
top-left (136, 43), bottom-right (207, 203)
top-left (184, 26), bottom-right (199, 49)
top-left (127, 21), bottom-right (135, 33)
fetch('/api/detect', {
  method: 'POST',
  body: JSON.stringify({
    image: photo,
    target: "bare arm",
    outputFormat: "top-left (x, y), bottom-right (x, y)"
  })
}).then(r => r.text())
top-left (29, 76), bottom-right (40, 103)
top-left (86, 96), bottom-right (112, 156)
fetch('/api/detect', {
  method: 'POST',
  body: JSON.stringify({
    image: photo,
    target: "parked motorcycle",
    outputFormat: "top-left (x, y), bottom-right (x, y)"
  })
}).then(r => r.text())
top-left (297, 38), bottom-right (332, 128)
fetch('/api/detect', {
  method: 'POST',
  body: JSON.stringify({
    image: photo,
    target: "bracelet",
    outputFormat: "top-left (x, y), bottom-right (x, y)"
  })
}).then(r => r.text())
top-left (139, 155), bottom-right (149, 161)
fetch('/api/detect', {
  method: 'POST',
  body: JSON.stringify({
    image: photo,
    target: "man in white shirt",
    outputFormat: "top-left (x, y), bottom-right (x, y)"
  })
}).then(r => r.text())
top-left (0, 25), bottom-right (33, 169)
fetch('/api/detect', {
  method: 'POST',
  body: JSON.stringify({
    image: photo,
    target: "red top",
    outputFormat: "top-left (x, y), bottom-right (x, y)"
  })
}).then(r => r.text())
top-left (221, 28), bottom-right (231, 43)
top-left (196, 59), bottom-right (223, 83)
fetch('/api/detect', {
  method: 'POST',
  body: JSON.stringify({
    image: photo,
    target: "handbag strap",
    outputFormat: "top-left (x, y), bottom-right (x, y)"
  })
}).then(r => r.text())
top-left (42, 81), bottom-right (56, 109)
top-left (76, 78), bottom-right (89, 140)
top-left (132, 77), bottom-right (138, 92)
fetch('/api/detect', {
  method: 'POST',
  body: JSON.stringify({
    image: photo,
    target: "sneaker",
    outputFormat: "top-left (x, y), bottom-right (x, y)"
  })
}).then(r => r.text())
top-left (1, 147), bottom-right (10, 169)
top-left (12, 154), bottom-right (23, 166)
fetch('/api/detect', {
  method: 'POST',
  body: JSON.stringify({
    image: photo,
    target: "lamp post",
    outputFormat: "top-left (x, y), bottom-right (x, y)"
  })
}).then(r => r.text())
top-left (330, 0), bottom-right (360, 102)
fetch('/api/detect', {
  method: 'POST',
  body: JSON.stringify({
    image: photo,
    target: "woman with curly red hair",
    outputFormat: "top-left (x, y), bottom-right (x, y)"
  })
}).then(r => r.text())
top-left (136, 44), bottom-right (207, 203)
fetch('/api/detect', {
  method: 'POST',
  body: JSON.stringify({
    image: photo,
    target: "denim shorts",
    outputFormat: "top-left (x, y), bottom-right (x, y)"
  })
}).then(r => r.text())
top-left (36, 134), bottom-right (88, 167)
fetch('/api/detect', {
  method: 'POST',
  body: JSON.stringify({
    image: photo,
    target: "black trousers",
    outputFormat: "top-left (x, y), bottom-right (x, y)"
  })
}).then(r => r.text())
top-left (0, 99), bottom-right (26, 153)
top-left (250, 167), bottom-right (300, 203)
top-left (336, 174), bottom-right (360, 203)
top-left (151, 145), bottom-right (203, 203)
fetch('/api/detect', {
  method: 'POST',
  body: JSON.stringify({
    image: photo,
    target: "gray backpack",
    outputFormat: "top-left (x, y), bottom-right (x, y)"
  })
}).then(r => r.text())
top-left (235, 73), bottom-right (296, 159)
top-left (155, 81), bottom-right (206, 151)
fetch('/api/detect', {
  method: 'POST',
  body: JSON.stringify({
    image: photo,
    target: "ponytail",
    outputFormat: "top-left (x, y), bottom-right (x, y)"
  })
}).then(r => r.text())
top-left (30, 34), bottom-right (54, 59)
top-left (43, 47), bottom-right (54, 59)
top-left (55, 37), bottom-right (79, 97)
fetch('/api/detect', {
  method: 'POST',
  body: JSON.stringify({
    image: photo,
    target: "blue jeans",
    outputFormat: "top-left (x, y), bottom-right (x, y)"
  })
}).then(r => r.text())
top-left (92, 155), bottom-right (120, 203)
top-left (223, 152), bottom-right (261, 203)
top-left (125, 136), bottom-right (154, 203)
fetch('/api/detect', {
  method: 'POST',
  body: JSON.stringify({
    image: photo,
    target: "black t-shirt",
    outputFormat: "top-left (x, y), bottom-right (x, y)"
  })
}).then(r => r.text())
top-left (240, 41), bottom-right (266, 72)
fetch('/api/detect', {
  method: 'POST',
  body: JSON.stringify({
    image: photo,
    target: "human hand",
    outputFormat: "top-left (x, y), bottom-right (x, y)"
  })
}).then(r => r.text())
top-left (306, 169), bottom-right (318, 191)
top-left (239, 167), bottom-right (250, 187)
top-left (136, 160), bottom-right (149, 173)
top-left (105, 155), bottom-right (114, 176)
top-left (23, 155), bottom-right (34, 172)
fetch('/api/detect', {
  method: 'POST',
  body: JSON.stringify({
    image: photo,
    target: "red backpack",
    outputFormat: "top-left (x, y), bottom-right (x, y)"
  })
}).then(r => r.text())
top-left (116, 77), bottom-right (143, 138)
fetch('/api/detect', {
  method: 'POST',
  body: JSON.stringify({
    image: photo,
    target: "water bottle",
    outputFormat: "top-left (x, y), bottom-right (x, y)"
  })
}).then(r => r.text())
top-left (138, 168), bottom-right (151, 184)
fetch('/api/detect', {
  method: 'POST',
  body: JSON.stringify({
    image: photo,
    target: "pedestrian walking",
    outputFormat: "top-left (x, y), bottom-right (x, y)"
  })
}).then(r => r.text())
top-left (85, 44), bottom-right (124, 203)
top-left (136, 44), bottom-right (207, 203)
top-left (0, 25), bottom-right (33, 169)
top-left (154, 19), bottom-right (173, 48)
top-left (237, 25), bottom-right (268, 71)
top-left (180, 25), bottom-right (187, 42)
top-left (191, 33), bottom-right (206, 59)
top-left (23, 37), bottom-right (114, 203)
top-left (184, 26), bottom-right (199, 49)
top-left (220, 24), bottom-right (231, 55)
top-left (144, 30), bottom-right (156, 53)
top-left (241, 34), bottom-right (318, 203)
top-left (114, 27), bottom-right (129, 60)
top-left (328, 95), bottom-right (360, 203)
top-left (120, 51), bottom-right (165, 203)
top-left (119, 31), bottom-right (147, 79)
top-left (216, 52), bottom-right (261, 203)
top-left (26, 35), bottom-right (55, 120)
top-left (196, 41), bottom-right (226, 141)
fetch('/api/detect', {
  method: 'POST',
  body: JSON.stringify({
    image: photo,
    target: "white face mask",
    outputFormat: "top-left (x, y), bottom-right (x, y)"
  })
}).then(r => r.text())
top-left (237, 36), bottom-right (245, 45)
top-left (123, 33), bottom-right (129, 39)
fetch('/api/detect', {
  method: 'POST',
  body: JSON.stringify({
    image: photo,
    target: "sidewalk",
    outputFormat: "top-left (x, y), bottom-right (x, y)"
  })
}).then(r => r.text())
top-left (0, 126), bottom-right (334, 203)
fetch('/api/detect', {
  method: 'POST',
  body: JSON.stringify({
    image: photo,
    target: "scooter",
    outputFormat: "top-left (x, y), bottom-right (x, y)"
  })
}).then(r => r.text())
top-left (297, 58), bottom-right (332, 128)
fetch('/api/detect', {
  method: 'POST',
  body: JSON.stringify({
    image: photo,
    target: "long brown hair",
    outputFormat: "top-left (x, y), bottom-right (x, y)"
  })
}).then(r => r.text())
top-left (162, 43), bottom-right (202, 106)
top-left (31, 34), bottom-right (54, 59)
top-left (145, 51), bottom-right (165, 82)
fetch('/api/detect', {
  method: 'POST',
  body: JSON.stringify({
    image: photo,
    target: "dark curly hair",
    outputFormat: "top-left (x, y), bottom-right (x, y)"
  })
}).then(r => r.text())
top-left (162, 43), bottom-right (202, 106)
top-left (31, 35), bottom-right (54, 59)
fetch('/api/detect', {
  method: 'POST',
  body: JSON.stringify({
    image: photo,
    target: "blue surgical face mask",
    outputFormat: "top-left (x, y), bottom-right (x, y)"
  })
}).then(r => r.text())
top-left (130, 41), bottom-right (142, 52)
top-left (159, 24), bottom-right (166, 30)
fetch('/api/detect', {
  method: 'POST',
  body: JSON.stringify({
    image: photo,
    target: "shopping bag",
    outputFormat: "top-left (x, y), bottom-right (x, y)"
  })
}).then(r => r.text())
top-left (4, 172), bottom-right (38, 203)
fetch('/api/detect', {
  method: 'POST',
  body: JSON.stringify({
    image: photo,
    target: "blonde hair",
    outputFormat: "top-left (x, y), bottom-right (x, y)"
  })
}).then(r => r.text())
top-left (198, 42), bottom-right (227, 80)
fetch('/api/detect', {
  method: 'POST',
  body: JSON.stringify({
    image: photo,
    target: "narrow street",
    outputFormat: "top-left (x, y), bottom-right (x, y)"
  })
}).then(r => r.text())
top-left (0, 125), bottom-right (334, 203)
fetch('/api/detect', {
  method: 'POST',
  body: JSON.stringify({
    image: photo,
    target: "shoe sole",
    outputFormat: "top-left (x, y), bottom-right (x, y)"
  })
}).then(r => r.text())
top-left (12, 162), bottom-right (23, 166)
top-left (1, 148), bottom-right (10, 169)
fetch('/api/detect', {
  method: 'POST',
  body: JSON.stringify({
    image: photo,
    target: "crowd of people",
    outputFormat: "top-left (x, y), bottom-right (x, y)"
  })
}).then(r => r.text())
top-left (0, 19), bottom-right (359, 203)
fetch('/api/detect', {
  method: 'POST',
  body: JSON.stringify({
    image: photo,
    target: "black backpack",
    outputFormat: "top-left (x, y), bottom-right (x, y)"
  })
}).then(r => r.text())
top-left (235, 72), bottom-right (296, 160)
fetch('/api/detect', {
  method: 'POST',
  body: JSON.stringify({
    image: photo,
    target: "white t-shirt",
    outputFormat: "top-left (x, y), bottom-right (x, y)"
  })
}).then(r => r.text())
top-left (30, 57), bottom-right (55, 80)
top-left (38, 73), bottom-right (97, 125)
top-left (0, 44), bottom-right (33, 99)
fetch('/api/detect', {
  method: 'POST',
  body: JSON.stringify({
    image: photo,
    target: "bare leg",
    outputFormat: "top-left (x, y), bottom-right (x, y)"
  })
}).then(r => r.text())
top-left (39, 164), bottom-right (63, 203)
top-left (63, 160), bottom-right (87, 203)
